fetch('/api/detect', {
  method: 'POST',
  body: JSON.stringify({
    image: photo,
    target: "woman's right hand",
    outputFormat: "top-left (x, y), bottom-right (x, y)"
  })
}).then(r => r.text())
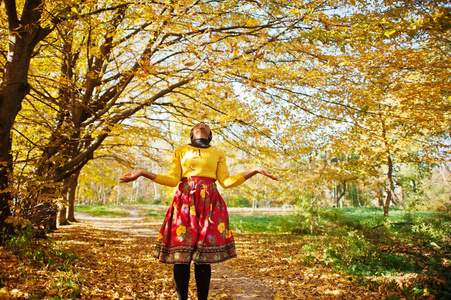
top-left (243, 167), bottom-right (279, 181)
top-left (119, 170), bottom-right (143, 183)
top-left (254, 167), bottom-right (279, 181)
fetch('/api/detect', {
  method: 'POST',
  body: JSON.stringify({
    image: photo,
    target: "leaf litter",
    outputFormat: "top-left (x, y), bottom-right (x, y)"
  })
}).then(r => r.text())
top-left (0, 210), bottom-right (431, 299)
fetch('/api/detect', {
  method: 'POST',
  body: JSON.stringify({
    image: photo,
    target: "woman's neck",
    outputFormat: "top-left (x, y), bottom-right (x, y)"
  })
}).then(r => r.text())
top-left (190, 138), bottom-right (211, 148)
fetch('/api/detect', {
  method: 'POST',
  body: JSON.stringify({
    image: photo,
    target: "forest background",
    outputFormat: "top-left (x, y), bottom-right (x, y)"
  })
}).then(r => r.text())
top-left (0, 0), bottom-right (450, 298)
top-left (1, 0), bottom-right (449, 232)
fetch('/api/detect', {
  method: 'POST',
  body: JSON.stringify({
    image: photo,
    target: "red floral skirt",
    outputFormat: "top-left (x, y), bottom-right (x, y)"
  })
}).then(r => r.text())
top-left (153, 177), bottom-right (237, 264)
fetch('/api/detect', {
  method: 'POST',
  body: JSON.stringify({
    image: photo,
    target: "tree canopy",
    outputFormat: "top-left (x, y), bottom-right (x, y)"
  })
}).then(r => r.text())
top-left (1, 0), bottom-right (450, 238)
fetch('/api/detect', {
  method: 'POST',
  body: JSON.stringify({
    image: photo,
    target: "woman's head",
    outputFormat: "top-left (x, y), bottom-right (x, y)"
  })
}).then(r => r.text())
top-left (190, 122), bottom-right (212, 142)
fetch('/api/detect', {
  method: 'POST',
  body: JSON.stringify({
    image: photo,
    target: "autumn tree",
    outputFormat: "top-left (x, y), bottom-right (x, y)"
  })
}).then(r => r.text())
top-left (253, 0), bottom-right (451, 216)
top-left (324, 1), bottom-right (451, 216)
top-left (4, 0), bottom-right (450, 237)
top-left (12, 0), bottom-right (360, 230)
top-left (0, 0), bottom-right (141, 237)
top-left (0, 0), bottom-right (63, 239)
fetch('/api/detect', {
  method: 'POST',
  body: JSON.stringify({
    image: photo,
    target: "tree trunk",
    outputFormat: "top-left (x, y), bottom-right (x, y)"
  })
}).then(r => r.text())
top-left (68, 170), bottom-right (81, 222)
top-left (384, 153), bottom-right (395, 217)
top-left (59, 205), bottom-right (68, 225)
top-left (310, 205), bottom-right (314, 234)
top-left (399, 185), bottom-right (404, 203)
top-left (310, 196), bottom-right (317, 235)
top-left (0, 134), bottom-right (14, 242)
top-left (117, 176), bottom-right (121, 205)
top-left (58, 177), bottom-right (70, 226)
top-left (0, 0), bottom-right (54, 242)
top-left (439, 163), bottom-right (451, 188)
top-left (102, 182), bottom-right (106, 205)
top-left (336, 181), bottom-right (346, 208)
top-left (0, 44), bottom-right (32, 240)
top-left (377, 189), bottom-right (384, 207)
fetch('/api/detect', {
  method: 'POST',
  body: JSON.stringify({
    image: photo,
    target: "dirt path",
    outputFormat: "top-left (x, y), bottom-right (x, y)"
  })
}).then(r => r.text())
top-left (65, 210), bottom-right (276, 299)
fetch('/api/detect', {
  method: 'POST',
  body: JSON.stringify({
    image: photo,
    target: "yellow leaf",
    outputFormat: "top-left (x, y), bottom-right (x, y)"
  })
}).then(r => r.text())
top-left (0, 287), bottom-right (9, 295)
top-left (384, 29), bottom-right (396, 36)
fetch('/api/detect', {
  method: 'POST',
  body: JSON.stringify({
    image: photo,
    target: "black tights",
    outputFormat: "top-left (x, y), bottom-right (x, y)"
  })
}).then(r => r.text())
top-left (173, 264), bottom-right (211, 300)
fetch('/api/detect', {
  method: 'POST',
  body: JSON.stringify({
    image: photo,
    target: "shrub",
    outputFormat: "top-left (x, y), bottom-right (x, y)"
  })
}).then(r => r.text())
top-left (6, 227), bottom-right (79, 271)
top-left (226, 196), bottom-right (252, 208)
top-left (324, 231), bottom-right (376, 275)
top-left (287, 212), bottom-right (311, 234)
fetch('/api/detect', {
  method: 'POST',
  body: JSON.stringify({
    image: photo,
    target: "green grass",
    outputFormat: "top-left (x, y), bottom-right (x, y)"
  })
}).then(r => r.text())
top-left (145, 209), bottom-right (167, 220)
top-left (228, 208), bottom-right (432, 234)
top-left (75, 204), bottom-right (169, 220)
top-left (338, 207), bottom-right (434, 227)
top-left (4, 227), bottom-right (83, 298)
top-left (75, 204), bottom-right (129, 217)
top-left (229, 214), bottom-right (290, 232)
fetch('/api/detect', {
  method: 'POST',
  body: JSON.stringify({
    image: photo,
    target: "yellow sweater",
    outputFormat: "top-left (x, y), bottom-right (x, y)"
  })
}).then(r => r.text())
top-left (153, 145), bottom-right (246, 188)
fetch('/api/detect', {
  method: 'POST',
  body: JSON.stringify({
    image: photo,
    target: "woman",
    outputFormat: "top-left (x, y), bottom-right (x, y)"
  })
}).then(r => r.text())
top-left (120, 122), bottom-right (278, 300)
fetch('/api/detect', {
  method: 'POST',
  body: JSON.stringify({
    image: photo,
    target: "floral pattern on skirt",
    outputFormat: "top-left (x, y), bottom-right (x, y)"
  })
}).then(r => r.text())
top-left (153, 177), bottom-right (237, 264)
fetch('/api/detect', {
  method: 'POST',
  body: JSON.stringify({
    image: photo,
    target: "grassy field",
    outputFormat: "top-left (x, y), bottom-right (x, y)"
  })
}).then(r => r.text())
top-left (229, 207), bottom-right (433, 232)
top-left (74, 204), bottom-right (130, 217)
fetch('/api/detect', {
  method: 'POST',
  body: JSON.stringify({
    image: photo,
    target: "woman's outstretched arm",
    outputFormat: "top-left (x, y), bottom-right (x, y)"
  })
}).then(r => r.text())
top-left (243, 167), bottom-right (279, 181)
top-left (119, 170), bottom-right (156, 183)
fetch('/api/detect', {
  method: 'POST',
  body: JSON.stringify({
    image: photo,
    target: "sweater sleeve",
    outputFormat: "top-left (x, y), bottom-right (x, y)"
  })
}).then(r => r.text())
top-left (216, 151), bottom-right (246, 189)
top-left (152, 149), bottom-right (182, 187)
